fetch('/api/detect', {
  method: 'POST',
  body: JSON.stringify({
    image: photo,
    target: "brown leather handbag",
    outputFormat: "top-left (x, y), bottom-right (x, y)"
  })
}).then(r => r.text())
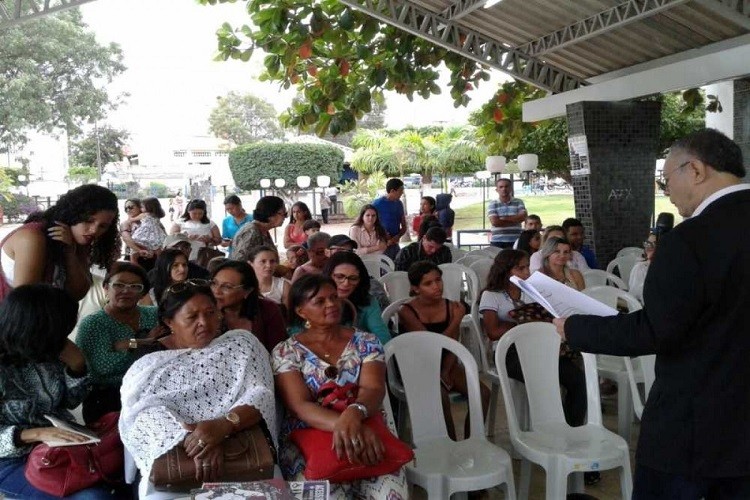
top-left (149, 425), bottom-right (275, 492)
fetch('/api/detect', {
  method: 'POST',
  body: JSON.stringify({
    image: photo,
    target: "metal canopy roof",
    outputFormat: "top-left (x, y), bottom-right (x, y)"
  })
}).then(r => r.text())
top-left (339, 0), bottom-right (750, 116)
top-left (0, 0), bottom-right (97, 28)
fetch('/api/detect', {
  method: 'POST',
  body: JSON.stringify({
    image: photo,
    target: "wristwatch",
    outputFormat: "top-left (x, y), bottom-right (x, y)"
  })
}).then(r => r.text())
top-left (225, 411), bottom-right (241, 427)
top-left (128, 339), bottom-right (138, 351)
top-left (348, 402), bottom-right (368, 419)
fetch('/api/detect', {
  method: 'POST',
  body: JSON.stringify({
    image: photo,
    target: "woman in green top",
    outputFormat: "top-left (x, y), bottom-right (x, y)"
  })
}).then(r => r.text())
top-left (75, 262), bottom-right (158, 423)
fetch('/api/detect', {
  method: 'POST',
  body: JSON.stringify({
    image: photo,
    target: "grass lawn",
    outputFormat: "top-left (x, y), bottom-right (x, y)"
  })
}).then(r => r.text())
top-left (454, 194), bottom-right (680, 231)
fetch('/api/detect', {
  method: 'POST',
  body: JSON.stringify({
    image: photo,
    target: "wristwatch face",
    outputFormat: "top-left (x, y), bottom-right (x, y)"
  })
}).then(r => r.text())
top-left (226, 412), bottom-right (240, 426)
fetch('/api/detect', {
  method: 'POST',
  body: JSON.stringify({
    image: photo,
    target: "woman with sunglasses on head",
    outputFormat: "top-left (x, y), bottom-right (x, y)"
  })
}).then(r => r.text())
top-left (283, 202), bottom-right (312, 250)
top-left (321, 252), bottom-right (390, 345)
top-left (232, 196), bottom-right (287, 263)
top-left (170, 198), bottom-right (222, 261)
top-left (120, 280), bottom-right (277, 498)
top-left (141, 247), bottom-right (190, 305)
top-left (210, 260), bottom-right (287, 354)
top-left (1, 184), bottom-right (119, 301)
top-left (272, 275), bottom-right (408, 499)
top-left (75, 262), bottom-right (158, 423)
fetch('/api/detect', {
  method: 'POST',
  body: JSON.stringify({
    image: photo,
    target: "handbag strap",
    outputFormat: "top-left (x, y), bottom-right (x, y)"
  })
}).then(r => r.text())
top-left (318, 382), bottom-right (358, 410)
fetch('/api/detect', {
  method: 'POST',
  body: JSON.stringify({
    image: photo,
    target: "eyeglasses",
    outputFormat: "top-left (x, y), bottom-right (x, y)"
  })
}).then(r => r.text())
top-left (656, 160), bottom-right (691, 192)
top-left (209, 280), bottom-right (245, 293)
top-left (110, 282), bottom-right (144, 292)
top-left (332, 273), bottom-right (360, 284)
top-left (164, 278), bottom-right (211, 295)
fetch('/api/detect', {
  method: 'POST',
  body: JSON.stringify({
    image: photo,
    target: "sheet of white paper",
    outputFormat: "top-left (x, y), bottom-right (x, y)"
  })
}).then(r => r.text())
top-left (511, 272), bottom-right (619, 318)
top-left (43, 414), bottom-right (101, 447)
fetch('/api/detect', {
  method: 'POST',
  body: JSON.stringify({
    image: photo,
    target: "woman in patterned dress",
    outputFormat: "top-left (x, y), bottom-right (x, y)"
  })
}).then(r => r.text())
top-left (272, 274), bottom-right (409, 499)
top-left (119, 281), bottom-right (276, 497)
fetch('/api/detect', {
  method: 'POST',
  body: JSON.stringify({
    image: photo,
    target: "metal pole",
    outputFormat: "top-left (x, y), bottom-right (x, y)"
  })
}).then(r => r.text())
top-left (95, 121), bottom-right (102, 181)
top-left (482, 179), bottom-right (487, 230)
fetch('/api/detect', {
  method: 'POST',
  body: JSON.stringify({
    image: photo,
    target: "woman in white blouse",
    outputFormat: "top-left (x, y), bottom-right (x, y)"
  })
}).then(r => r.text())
top-left (629, 231), bottom-right (657, 303)
top-left (349, 204), bottom-right (387, 256)
top-left (479, 249), bottom-right (532, 346)
top-left (169, 199), bottom-right (222, 261)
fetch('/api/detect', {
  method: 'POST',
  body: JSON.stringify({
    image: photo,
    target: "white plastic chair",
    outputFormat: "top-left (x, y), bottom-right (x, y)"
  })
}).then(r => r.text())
top-left (583, 286), bottom-right (642, 442)
top-left (606, 254), bottom-right (641, 284)
top-left (378, 271), bottom-right (411, 302)
top-left (495, 323), bottom-right (633, 499)
top-left (469, 258), bottom-right (493, 293)
top-left (481, 245), bottom-right (501, 258)
top-left (581, 269), bottom-right (628, 290)
top-left (456, 253), bottom-right (490, 268)
top-left (624, 354), bottom-right (656, 420)
top-left (386, 332), bottom-right (516, 499)
top-left (440, 262), bottom-right (482, 340)
top-left (446, 243), bottom-right (467, 263)
top-left (380, 297), bottom-right (411, 338)
top-left (380, 297), bottom-right (412, 439)
top-left (616, 246), bottom-right (644, 259)
top-left (361, 253), bottom-right (394, 278)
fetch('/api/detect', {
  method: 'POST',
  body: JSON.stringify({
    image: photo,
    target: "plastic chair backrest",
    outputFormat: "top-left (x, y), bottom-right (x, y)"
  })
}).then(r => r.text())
top-left (469, 259), bottom-right (493, 293)
top-left (624, 354), bottom-right (656, 419)
top-left (459, 315), bottom-right (491, 374)
top-left (439, 263), bottom-right (480, 303)
top-left (448, 245), bottom-right (467, 262)
top-left (617, 247), bottom-right (644, 259)
top-left (581, 269), bottom-right (628, 290)
top-left (379, 271), bottom-right (411, 302)
top-left (386, 331), bottom-right (486, 444)
top-left (495, 323), bottom-right (602, 433)
top-left (583, 285), bottom-right (642, 313)
top-left (606, 254), bottom-right (641, 283)
top-left (380, 297), bottom-right (411, 336)
top-left (456, 254), bottom-right (488, 267)
top-left (481, 246), bottom-right (501, 258)
top-left (361, 254), bottom-right (394, 278)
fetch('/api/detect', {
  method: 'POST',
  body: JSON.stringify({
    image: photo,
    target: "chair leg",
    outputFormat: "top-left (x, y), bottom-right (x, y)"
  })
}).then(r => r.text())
top-left (620, 460), bottom-right (633, 499)
top-left (616, 373), bottom-right (633, 442)
top-left (568, 471), bottom-right (584, 493)
top-left (504, 467), bottom-right (517, 500)
top-left (519, 459), bottom-right (532, 500)
top-left (486, 383), bottom-right (500, 437)
top-left (546, 467), bottom-right (568, 500)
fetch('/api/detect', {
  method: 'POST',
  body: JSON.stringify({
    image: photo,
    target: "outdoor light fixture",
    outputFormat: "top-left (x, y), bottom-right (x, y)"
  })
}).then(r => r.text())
top-left (486, 155), bottom-right (506, 174)
top-left (274, 178), bottom-right (286, 188)
top-left (296, 176), bottom-right (311, 189)
top-left (259, 178), bottom-right (271, 188)
top-left (317, 175), bottom-right (331, 188)
top-left (517, 154), bottom-right (538, 172)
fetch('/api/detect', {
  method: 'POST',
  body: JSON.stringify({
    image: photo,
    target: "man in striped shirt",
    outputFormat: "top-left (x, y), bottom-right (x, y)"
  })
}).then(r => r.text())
top-left (487, 178), bottom-right (527, 248)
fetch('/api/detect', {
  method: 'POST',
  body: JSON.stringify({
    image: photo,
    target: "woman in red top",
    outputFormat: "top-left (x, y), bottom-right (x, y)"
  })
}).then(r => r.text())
top-left (284, 202), bottom-right (312, 249)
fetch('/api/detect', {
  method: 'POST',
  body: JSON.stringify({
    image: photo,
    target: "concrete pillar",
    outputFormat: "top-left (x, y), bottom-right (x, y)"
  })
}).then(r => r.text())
top-left (566, 101), bottom-right (662, 267)
top-left (732, 78), bottom-right (750, 176)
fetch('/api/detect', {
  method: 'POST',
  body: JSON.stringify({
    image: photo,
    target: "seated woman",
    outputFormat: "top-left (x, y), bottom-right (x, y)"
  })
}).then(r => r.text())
top-left (629, 231), bottom-right (658, 304)
top-left (0, 284), bottom-right (115, 499)
top-left (76, 262), bottom-right (158, 424)
top-left (248, 245), bottom-right (290, 306)
top-left (349, 204), bottom-right (387, 256)
top-left (321, 251), bottom-right (390, 345)
top-left (120, 282), bottom-right (277, 497)
top-left (538, 236), bottom-right (586, 291)
top-left (128, 197), bottom-right (167, 270)
top-left (398, 261), bottom-right (489, 440)
top-left (277, 245), bottom-right (307, 281)
top-left (516, 229), bottom-right (541, 256)
top-left (210, 260), bottom-right (287, 353)
top-left (272, 275), bottom-right (408, 499)
top-left (141, 247), bottom-right (190, 305)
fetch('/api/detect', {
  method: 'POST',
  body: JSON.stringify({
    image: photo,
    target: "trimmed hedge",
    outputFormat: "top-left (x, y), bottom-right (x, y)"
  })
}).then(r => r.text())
top-left (229, 142), bottom-right (344, 190)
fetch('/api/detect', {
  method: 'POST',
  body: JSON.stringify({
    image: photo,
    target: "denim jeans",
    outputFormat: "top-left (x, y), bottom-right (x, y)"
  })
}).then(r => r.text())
top-left (0, 456), bottom-right (118, 499)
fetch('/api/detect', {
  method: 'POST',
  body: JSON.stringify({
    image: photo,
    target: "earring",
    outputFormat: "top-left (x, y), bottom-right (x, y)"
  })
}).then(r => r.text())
top-left (304, 319), bottom-right (311, 329)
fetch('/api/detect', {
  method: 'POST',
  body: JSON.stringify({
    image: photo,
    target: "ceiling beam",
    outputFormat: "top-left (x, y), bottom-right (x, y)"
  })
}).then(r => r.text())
top-left (0, 0), bottom-right (99, 29)
top-left (515, 0), bottom-right (690, 57)
top-left (523, 33), bottom-right (750, 120)
top-left (338, 0), bottom-right (587, 93)
top-left (694, 0), bottom-right (750, 31)
top-left (441, 0), bottom-right (487, 21)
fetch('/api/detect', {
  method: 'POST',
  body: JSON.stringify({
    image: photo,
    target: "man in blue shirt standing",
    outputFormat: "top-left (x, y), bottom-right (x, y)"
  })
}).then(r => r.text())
top-left (487, 178), bottom-right (527, 248)
top-left (221, 195), bottom-right (253, 257)
top-left (372, 178), bottom-right (407, 260)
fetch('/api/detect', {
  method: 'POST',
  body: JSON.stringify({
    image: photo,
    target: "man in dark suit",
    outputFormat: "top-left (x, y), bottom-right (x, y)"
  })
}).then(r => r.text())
top-left (554, 129), bottom-right (750, 499)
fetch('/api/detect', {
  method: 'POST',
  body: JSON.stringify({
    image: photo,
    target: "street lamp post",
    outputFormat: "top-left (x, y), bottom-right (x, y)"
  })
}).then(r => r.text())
top-left (259, 178), bottom-right (271, 198)
top-left (475, 170), bottom-right (492, 230)
top-left (316, 175), bottom-right (331, 220)
top-left (297, 175), bottom-right (312, 217)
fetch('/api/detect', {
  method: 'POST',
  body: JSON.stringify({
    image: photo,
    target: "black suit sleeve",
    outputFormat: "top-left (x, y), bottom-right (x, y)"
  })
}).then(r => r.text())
top-left (566, 229), bottom-right (706, 357)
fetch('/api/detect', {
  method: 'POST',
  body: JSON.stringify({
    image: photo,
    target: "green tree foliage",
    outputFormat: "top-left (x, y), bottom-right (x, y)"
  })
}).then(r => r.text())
top-left (199, 0), bottom-right (490, 136)
top-left (70, 125), bottom-right (130, 170)
top-left (659, 91), bottom-right (705, 153)
top-left (228, 142), bottom-right (344, 190)
top-left (66, 166), bottom-right (98, 183)
top-left (208, 91), bottom-right (284, 145)
top-left (0, 6), bottom-right (126, 151)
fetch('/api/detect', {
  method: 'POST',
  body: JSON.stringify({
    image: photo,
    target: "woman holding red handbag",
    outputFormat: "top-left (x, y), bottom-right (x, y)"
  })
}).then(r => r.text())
top-left (0, 284), bottom-right (119, 499)
top-left (273, 275), bottom-right (409, 499)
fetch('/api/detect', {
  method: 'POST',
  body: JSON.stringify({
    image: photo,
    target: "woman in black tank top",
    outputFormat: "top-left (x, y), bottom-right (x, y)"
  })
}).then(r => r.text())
top-left (398, 261), bottom-right (489, 440)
